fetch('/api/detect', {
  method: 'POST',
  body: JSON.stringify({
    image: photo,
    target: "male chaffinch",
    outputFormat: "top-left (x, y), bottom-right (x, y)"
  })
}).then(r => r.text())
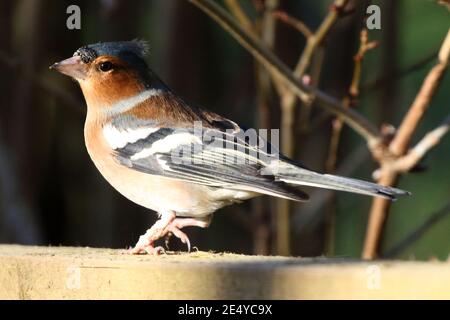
top-left (50, 41), bottom-right (409, 254)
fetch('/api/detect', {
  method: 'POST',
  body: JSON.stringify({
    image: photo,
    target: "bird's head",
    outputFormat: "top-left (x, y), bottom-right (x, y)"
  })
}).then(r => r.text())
top-left (50, 41), bottom-right (165, 115)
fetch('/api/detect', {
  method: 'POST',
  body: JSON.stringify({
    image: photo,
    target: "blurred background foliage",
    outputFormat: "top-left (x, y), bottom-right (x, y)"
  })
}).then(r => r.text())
top-left (0, 0), bottom-right (448, 260)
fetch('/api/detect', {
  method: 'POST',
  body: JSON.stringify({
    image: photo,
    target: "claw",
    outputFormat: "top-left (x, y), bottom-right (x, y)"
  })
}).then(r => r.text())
top-left (168, 224), bottom-right (191, 252)
top-left (164, 232), bottom-right (173, 250)
top-left (144, 245), bottom-right (165, 255)
top-left (129, 243), bottom-right (165, 255)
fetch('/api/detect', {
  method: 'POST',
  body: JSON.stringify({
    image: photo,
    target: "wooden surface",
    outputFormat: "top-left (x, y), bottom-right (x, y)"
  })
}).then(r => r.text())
top-left (0, 245), bottom-right (448, 299)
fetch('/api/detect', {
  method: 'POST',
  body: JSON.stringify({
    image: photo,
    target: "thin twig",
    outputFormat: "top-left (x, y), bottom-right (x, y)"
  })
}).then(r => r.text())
top-left (272, 10), bottom-right (313, 38)
top-left (189, 0), bottom-right (381, 143)
top-left (274, 1), bottom-right (347, 255)
top-left (326, 29), bottom-right (377, 173)
top-left (361, 50), bottom-right (438, 92)
top-left (295, 0), bottom-right (348, 79)
top-left (350, 30), bottom-right (378, 97)
top-left (277, 0), bottom-right (349, 102)
top-left (362, 29), bottom-right (450, 260)
top-left (391, 115), bottom-right (450, 173)
top-left (383, 200), bottom-right (450, 258)
top-left (254, 0), bottom-right (278, 255)
top-left (389, 29), bottom-right (450, 157)
top-left (259, 0), bottom-right (293, 256)
top-left (324, 29), bottom-right (377, 255)
top-left (251, 0), bottom-right (265, 13)
top-left (226, 0), bottom-right (275, 255)
top-left (298, 46), bottom-right (325, 132)
top-left (224, 0), bottom-right (254, 34)
top-left (275, 0), bottom-right (348, 181)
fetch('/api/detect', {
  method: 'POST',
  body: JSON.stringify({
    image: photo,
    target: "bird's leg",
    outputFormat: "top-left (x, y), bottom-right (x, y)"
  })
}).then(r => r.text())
top-left (165, 216), bottom-right (212, 252)
top-left (130, 211), bottom-right (176, 255)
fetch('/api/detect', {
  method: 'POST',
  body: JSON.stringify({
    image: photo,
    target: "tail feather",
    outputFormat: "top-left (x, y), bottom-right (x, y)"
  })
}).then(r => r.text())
top-left (273, 163), bottom-right (410, 200)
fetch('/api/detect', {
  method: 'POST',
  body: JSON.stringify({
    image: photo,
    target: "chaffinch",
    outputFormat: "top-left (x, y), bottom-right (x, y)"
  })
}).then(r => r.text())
top-left (50, 41), bottom-right (409, 254)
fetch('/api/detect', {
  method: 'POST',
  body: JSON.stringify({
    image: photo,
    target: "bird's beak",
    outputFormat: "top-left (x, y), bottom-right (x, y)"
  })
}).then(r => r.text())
top-left (50, 55), bottom-right (87, 80)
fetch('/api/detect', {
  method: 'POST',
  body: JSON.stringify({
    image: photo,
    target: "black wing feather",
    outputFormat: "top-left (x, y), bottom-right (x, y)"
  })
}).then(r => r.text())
top-left (114, 126), bottom-right (309, 201)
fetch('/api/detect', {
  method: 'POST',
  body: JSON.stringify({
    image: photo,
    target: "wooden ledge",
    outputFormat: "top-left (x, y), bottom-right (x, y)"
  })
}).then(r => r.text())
top-left (0, 245), bottom-right (448, 299)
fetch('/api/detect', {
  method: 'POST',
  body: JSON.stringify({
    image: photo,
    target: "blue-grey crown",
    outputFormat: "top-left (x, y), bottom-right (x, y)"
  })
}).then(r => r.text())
top-left (73, 40), bottom-right (149, 64)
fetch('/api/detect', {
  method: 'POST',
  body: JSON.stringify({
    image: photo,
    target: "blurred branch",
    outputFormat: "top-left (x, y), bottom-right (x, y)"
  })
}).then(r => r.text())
top-left (276, 0), bottom-right (349, 134)
top-left (324, 29), bottom-right (377, 255)
top-left (271, 0), bottom-right (343, 255)
top-left (224, 0), bottom-right (254, 33)
top-left (349, 30), bottom-right (379, 96)
top-left (254, 0), bottom-right (278, 255)
top-left (326, 29), bottom-right (378, 174)
top-left (272, 10), bottom-right (312, 38)
top-left (226, 0), bottom-right (277, 255)
top-left (298, 47), bottom-right (325, 132)
top-left (389, 30), bottom-right (450, 157)
top-left (437, 0), bottom-right (450, 12)
top-left (363, 29), bottom-right (450, 260)
top-left (303, 46), bottom-right (437, 132)
top-left (302, 50), bottom-right (438, 131)
top-left (189, 0), bottom-right (381, 143)
top-left (383, 200), bottom-right (450, 258)
top-left (292, 0), bottom-right (349, 87)
top-left (361, 50), bottom-right (438, 92)
top-left (388, 115), bottom-right (450, 174)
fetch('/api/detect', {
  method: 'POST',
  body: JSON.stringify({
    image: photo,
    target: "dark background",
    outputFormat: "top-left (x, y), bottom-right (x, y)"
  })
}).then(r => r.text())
top-left (0, 0), bottom-right (448, 259)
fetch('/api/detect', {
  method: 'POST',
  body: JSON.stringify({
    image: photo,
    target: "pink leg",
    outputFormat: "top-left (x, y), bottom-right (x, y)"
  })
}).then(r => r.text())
top-left (130, 211), bottom-right (176, 255)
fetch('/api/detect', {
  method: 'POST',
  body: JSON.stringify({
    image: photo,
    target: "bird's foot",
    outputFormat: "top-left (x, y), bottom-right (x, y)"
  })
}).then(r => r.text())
top-left (164, 217), bottom-right (211, 252)
top-left (167, 223), bottom-right (191, 252)
top-left (129, 240), bottom-right (165, 255)
top-left (130, 214), bottom-right (211, 254)
top-left (130, 211), bottom-right (176, 255)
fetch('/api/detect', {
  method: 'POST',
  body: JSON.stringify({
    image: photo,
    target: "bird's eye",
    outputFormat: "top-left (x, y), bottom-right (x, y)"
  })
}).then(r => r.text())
top-left (99, 61), bottom-right (113, 72)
